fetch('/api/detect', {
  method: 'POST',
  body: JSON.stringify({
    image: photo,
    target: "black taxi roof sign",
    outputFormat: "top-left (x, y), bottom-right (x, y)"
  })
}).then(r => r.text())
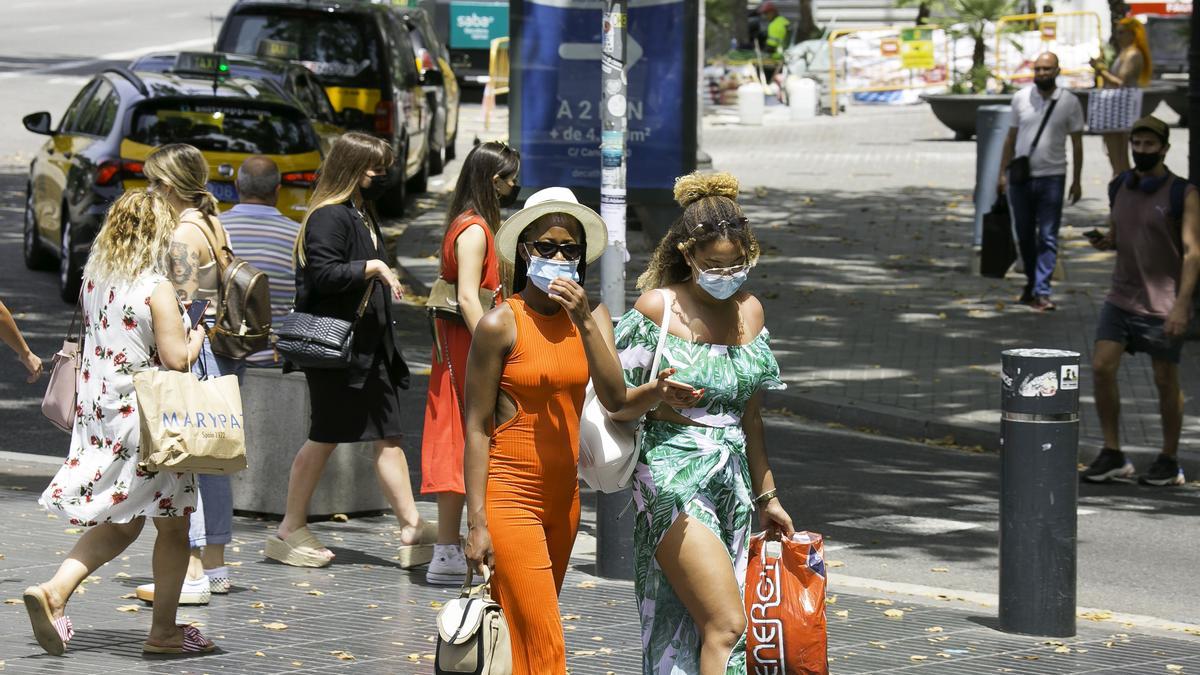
top-left (257, 40), bottom-right (300, 60)
top-left (174, 52), bottom-right (231, 77)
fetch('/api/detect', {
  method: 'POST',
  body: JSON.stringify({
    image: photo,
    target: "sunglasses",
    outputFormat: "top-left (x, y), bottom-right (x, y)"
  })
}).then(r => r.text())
top-left (686, 216), bottom-right (749, 236)
top-left (524, 241), bottom-right (584, 261)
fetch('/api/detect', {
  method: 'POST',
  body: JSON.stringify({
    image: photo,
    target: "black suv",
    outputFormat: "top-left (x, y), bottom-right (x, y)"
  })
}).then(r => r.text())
top-left (216, 0), bottom-right (437, 215)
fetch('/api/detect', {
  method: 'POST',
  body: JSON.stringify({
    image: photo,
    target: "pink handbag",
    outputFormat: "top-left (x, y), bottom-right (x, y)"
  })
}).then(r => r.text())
top-left (41, 302), bottom-right (82, 433)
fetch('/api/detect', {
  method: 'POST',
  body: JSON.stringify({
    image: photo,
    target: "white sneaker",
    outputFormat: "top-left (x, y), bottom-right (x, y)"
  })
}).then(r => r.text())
top-left (135, 575), bottom-right (211, 605)
top-left (425, 544), bottom-right (468, 586)
top-left (204, 567), bottom-right (230, 594)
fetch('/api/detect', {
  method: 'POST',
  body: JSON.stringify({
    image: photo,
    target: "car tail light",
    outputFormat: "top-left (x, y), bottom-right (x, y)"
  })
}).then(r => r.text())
top-left (418, 48), bottom-right (435, 73)
top-left (95, 160), bottom-right (122, 186)
top-left (122, 159), bottom-right (144, 178)
top-left (374, 100), bottom-right (395, 136)
top-left (282, 171), bottom-right (319, 187)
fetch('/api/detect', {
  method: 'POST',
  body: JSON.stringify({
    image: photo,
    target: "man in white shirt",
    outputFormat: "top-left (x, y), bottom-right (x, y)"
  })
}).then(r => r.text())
top-left (998, 52), bottom-right (1085, 311)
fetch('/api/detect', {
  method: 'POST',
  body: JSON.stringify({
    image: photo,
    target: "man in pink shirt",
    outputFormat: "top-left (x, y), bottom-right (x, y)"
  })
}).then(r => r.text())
top-left (1081, 116), bottom-right (1200, 486)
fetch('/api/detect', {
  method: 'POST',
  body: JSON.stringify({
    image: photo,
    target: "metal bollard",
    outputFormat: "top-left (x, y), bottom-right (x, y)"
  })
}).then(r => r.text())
top-left (999, 348), bottom-right (1081, 637)
top-left (974, 105), bottom-right (1013, 250)
top-left (596, 487), bottom-right (635, 580)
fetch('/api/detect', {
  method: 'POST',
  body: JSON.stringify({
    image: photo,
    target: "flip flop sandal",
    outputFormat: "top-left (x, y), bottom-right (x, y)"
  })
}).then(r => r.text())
top-left (23, 585), bottom-right (72, 656)
top-left (264, 526), bottom-right (333, 568)
top-left (396, 520), bottom-right (438, 569)
top-left (143, 624), bottom-right (216, 654)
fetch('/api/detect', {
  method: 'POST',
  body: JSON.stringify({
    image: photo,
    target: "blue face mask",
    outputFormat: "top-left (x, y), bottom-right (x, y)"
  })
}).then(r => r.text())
top-left (692, 260), bottom-right (750, 300)
top-left (526, 254), bottom-right (580, 294)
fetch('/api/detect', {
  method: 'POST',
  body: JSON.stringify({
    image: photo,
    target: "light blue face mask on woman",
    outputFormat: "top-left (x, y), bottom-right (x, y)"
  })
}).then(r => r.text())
top-left (695, 268), bottom-right (748, 300)
top-left (526, 255), bottom-right (580, 294)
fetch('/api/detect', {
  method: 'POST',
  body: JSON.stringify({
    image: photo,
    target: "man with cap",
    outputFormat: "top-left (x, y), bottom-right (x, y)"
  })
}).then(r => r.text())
top-left (1082, 115), bottom-right (1200, 486)
top-left (758, 2), bottom-right (791, 57)
top-left (998, 52), bottom-right (1085, 312)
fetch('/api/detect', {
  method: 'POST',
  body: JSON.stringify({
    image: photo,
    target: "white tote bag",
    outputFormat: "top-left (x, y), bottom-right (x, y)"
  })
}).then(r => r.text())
top-left (578, 289), bottom-right (671, 493)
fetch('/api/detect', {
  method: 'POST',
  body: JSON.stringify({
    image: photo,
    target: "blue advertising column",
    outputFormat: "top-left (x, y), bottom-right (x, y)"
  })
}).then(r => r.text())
top-left (509, 0), bottom-right (698, 205)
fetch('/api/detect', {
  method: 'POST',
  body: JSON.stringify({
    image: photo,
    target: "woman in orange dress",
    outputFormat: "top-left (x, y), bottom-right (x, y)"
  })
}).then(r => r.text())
top-left (462, 188), bottom-right (629, 674)
top-left (420, 141), bottom-right (520, 586)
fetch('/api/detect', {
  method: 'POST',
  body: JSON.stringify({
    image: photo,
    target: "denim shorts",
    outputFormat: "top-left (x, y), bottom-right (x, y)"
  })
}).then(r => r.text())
top-left (1095, 301), bottom-right (1184, 364)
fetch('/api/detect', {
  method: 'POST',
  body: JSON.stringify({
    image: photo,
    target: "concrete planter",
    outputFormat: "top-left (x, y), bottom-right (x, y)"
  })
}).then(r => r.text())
top-left (232, 367), bottom-right (428, 519)
top-left (923, 84), bottom-right (1178, 140)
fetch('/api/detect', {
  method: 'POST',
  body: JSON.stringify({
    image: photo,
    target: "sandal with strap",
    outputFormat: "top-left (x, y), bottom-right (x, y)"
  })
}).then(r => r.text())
top-left (397, 520), bottom-right (438, 569)
top-left (265, 526), bottom-right (333, 568)
top-left (23, 585), bottom-right (72, 656)
top-left (143, 624), bottom-right (216, 654)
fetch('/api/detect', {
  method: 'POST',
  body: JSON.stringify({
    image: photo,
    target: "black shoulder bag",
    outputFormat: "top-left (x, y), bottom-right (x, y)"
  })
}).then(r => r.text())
top-left (275, 281), bottom-right (377, 369)
top-left (1008, 95), bottom-right (1059, 185)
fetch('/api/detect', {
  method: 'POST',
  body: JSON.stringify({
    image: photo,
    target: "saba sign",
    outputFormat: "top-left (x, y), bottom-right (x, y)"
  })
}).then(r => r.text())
top-left (449, 1), bottom-right (509, 49)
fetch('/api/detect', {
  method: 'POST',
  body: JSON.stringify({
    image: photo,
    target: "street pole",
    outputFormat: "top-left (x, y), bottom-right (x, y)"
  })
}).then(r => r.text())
top-left (1190, 5), bottom-right (1199, 186)
top-left (596, 0), bottom-right (635, 581)
top-left (998, 348), bottom-right (1081, 638)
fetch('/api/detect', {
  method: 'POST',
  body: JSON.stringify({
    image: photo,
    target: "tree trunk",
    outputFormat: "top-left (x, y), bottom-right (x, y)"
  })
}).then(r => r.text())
top-left (798, 0), bottom-right (817, 40)
top-left (1107, 0), bottom-right (1128, 49)
top-left (1190, 2), bottom-right (1199, 184)
top-left (731, 0), bottom-right (749, 48)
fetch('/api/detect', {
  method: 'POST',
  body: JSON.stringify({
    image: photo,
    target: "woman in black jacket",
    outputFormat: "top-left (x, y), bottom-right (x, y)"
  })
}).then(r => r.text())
top-left (266, 132), bottom-right (433, 568)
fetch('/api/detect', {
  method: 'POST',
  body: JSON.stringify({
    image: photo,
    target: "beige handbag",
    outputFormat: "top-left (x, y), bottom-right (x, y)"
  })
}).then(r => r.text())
top-left (41, 300), bottom-right (82, 433)
top-left (426, 278), bottom-right (499, 323)
top-left (133, 369), bottom-right (247, 475)
top-left (435, 567), bottom-right (512, 675)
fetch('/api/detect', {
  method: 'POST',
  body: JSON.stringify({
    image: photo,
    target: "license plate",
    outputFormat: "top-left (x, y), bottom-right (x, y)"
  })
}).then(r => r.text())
top-left (207, 181), bottom-right (239, 204)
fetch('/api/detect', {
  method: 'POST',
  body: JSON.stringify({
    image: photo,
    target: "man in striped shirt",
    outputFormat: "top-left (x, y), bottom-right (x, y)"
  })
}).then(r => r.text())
top-left (222, 156), bottom-right (301, 367)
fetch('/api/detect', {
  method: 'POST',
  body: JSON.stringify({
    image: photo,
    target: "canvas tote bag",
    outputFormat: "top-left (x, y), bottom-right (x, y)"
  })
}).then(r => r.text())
top-left (134, 369), bottom-right (247, 474)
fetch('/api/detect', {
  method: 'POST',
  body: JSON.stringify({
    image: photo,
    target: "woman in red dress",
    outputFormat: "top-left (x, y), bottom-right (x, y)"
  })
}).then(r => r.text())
top-left (421, 141), bottom-right (520, 585)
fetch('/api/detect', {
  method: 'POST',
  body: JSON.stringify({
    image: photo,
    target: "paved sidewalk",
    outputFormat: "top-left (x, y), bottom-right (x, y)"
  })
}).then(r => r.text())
top-left (4, 453), bottom-right (1200, 674)
top-left (398, 101), bottom-right (1198, 469)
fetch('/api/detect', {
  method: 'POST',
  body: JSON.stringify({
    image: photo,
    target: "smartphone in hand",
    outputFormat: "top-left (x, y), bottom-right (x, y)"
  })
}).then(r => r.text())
top-left (186, 300), bottom-right (210, 329)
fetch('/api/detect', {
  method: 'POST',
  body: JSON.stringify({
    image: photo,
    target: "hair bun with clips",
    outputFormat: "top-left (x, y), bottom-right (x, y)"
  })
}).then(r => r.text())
top-left (673, 172), bottom-right (739, 209)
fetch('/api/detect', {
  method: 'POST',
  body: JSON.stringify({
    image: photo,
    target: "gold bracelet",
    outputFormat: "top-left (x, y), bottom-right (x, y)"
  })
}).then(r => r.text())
top-left (754, 488), bottom-right (777, 506)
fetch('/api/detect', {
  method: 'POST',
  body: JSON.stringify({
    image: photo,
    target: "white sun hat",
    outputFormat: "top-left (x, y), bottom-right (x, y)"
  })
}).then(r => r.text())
top-left (494, 187), bottom-right (608, 265)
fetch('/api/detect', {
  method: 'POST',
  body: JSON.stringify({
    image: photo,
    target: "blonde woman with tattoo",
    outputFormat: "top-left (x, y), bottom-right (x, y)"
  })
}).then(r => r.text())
top-left (136, 143), bottom-right (242, 606)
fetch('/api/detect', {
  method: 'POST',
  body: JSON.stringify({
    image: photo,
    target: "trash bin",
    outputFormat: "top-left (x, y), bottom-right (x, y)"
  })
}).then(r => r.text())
top-left (974, 105), bottom-right (1012, 250)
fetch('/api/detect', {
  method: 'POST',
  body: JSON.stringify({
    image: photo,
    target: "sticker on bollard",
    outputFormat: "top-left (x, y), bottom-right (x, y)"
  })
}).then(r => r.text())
top-left (1001, 348), bottom-right (1080, 417)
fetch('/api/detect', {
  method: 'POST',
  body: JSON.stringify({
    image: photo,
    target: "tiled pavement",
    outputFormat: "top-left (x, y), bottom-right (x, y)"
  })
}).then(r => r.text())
top-left (3, 454), bottom-right (1200, 673)
top-left (397, 101), bottom-right (1198, 465)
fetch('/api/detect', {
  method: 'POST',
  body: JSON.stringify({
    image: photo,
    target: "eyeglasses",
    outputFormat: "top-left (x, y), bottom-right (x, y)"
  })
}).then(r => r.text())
top-left (691, 259), bottom-right (751, 276)
top-left (686, 216), bottom-right (749, 236)
top-left (524, 241), bottom-right (584, 261)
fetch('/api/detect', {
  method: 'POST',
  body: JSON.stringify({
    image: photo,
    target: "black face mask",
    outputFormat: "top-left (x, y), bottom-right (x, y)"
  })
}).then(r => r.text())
top-left (361, 173), bottom-right (389, 201)
top-left (1132, 151), bottom-right (1164, 173)
top-left (1033, 76), bottom-right (1055, 92)
top-left (498, 183), bottom-right (520, 208)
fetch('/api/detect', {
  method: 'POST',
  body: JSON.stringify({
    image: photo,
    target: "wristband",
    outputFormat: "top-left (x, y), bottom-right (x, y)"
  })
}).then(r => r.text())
top-left (754, 488), bottom-right (777, 506)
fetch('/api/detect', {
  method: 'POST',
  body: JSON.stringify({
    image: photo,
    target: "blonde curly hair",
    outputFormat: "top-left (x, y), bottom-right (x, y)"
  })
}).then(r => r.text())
top-left (636, 172), bottom-right (760, 290)
top-left (83, 190), bottom-right (177, 287)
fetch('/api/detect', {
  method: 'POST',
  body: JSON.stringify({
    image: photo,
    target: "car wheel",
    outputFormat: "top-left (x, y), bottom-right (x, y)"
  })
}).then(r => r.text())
top-left (408, 130), bottom-right (431, 195)
top-left (58, 213), bottom-right (83, 302)
top-left (378, 139), bottom-right (409, 218)
top-left (23, 184), bottom-right (54, 270)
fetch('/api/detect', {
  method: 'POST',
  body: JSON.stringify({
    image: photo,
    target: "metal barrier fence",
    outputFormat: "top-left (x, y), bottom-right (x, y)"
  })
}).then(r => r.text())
top-left (827, 26), bottom-right (955, 116)
top-left (993, 11), bottom-right (1103, 89)
top-left (483, 36), bottom-right (510, 131)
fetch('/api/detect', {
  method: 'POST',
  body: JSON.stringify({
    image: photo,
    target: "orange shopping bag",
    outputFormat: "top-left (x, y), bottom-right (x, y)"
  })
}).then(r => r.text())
top-left (745, 531), bottom-right (828, 675)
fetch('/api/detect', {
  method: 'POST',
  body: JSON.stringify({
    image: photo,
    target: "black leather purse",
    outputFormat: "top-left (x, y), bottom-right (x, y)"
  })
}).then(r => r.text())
top-left (276, 283), bottom-right (376, 369)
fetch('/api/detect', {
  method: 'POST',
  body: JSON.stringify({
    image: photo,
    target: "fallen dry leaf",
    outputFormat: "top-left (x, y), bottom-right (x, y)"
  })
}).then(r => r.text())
top-left (330, 513), bottom-right (349, 522)
top-left (254, 651), bottom-right (266, 657)
top-left (262, 622), bottom-right (289, 631)
top-left (911, 655), bottom-right (928, 661)
top-left (562, 614), bottom-right (582, 621)
top-left (577, 581), bottom-right (597, 589)
top-left (1166, 666), bottom-right (1183, 673)
top-left (120, 593), bottom-right (136, 599)
top-left (291, 661), bottom-right (303, 667)
top-left (307, 590), bottom-right (325, 597)
top-left (330, 650), bottom-right (356, 661)
top-left (64, 528), bottom-right (82, 535)
top-left (3, 599), bottom-right (21, 605)
top-left (407, 653), bottom-right (421, 661)
top-left (834, 610), bottom-right (849, 618)
top-left (430, 601), bottom-right (443, 608)
top-left (827, 560), bottom-right (845, 568)
top-left (1080, 610), bottom-right (1114, 622)
top-left (116, 605), bottom-right (140, 613)
top-left (884, 609), bottom-right (905, 619)
top-left (366, 604), bottom-right (379, 609)
top-left (573, 650), bottom-right (598, 656)
top-left (866, 599), bottom-right (895, 606)
top-left (294, 582), bottom-right (311, 588)
top-left (930, 567), bottom-right (949, 573)
top-left (1055, 646), bottom-right (1071, 654)
top-left (250, 601), bottom-right (266, 609)
top-left (926, 627), bottom-right (943, 633)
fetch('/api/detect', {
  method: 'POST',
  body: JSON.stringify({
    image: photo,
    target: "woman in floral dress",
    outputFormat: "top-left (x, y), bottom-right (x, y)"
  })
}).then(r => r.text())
top-left (613, 173), bottom-right (795, 674)
top-left (24, 190), bottom-right (213, 656)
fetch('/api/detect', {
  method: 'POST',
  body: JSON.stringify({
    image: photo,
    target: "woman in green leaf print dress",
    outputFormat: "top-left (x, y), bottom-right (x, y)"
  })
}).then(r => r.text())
top-left (612, 172), bottom-right (795, 674)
